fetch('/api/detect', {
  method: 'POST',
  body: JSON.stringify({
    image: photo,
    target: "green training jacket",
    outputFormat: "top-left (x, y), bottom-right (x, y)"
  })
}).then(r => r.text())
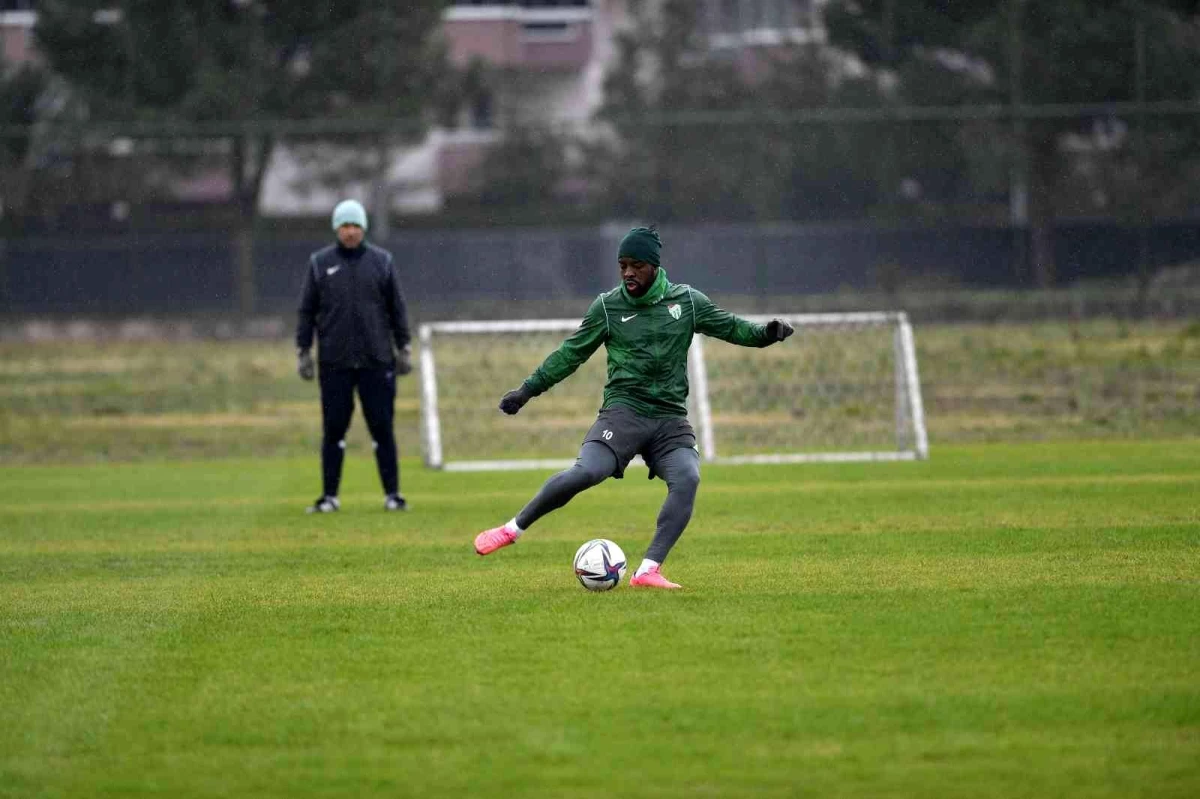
top-left (522, 269), bottom-right (773, 418)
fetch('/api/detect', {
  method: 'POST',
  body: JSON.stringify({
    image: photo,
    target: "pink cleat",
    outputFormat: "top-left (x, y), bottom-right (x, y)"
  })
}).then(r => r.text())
top-left (629, 565), bottom-right (681, 589)
top-left (474, 525), bottom-right (518, 556)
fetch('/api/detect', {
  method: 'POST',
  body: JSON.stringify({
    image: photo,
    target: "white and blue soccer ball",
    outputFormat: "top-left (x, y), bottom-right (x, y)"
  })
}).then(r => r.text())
top-left (573, 538), bottom-right (627, 591)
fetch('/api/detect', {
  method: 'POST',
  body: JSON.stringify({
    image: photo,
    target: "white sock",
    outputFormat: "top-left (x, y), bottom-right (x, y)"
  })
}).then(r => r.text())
top-left (505, 518), bottom-right (525, 539)
top-left (635, 558), bottom-right (659, 577)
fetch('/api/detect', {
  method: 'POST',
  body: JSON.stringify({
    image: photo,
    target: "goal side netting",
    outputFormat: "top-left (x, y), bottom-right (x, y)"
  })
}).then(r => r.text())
top-left (418, 312), bottom-right (928, 471)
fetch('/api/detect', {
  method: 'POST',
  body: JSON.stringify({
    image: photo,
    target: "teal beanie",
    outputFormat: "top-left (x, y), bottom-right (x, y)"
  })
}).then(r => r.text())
top-left (618, 226), bottom-right (661, 266)
top-left (332, 199), bottom-right (368, 232)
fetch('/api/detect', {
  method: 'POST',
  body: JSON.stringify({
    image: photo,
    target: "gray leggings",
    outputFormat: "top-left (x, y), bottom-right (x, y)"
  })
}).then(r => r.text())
top-left (516, 442), bottom-right (701, 564)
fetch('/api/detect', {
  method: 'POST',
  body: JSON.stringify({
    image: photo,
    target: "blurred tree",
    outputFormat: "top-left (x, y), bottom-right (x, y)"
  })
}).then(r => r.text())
top-left (397, 56), bottom-right (585, 225)
top-left (592, 0), bottom-right (882, 224)
top-left (753, 49), bottom-right (896, 221)
top-left (595, 0), bottom-right (753, 222)
top-left (823, 0), bottom-right (1200, 287)
top-left (475, 125), bottom-right (571, 212)
top-left (32, 0), bottom-right (448, 313)
top-left (0, 61), bottom-right (48, 311)
top-left (0, 62), bottom-right (46, 225)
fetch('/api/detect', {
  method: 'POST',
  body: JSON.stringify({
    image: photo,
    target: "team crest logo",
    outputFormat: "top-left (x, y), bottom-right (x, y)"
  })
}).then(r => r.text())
top-left (668, 303), bottom-right (682, 320)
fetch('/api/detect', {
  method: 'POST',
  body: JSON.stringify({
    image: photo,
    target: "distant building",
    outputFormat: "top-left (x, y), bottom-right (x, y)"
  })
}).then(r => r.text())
top-left (2, 1), bottom-right (829, 218)
top-left (264, 0), bottom-right (614, 218)
top-left (0, 2), bottom-right (37, 68)
top-left (265, 0), bottom-right (828, 218)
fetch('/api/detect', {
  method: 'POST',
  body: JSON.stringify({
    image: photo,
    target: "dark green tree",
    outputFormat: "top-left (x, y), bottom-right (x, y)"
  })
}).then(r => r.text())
top-left (823, 0), bottom-right (1200, 286)
top-left (475, 125), bottom-right (572, 213)
top-left (425, 58), bottom-right (583, 224)
top-left (592, 0), bottom-right (882, 224)
top-left (750, 48), bottom-right (895, 221)
top-left (33, 0), bottom-right (448, 312)
top-left (0, 61), bottom-right (49, 310)
top-left (595, 0), bottom-right (762, 222)
top-left (0, 63), bottom-right (47, 225)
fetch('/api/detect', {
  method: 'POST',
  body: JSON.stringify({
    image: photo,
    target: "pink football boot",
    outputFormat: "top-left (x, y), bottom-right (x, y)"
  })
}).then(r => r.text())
top-left (629, 565), bottom-right (681, 589)
top-left (474, 525), bottom-right (518, 556)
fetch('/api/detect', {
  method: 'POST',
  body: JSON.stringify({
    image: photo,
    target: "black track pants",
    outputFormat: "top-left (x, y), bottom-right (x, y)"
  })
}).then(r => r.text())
top-left (318, 366), bottom-right (398, 497)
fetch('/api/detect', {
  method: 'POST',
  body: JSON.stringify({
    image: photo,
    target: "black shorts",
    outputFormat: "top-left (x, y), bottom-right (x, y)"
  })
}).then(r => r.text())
top-left (583, 404), bottom-right (697, 480)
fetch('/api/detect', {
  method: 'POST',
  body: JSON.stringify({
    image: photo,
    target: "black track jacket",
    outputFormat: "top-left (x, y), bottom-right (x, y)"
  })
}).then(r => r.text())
top-left (295, 242), bottom-right (410, 370)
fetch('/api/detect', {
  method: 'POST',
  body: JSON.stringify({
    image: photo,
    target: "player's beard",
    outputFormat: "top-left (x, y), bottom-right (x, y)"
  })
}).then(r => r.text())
top-left (625, 267), bottom-right (656, 297)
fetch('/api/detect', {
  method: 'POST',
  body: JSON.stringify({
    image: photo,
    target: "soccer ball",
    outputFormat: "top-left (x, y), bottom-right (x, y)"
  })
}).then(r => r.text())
top-left (572, 538), bottom-right (627, 591)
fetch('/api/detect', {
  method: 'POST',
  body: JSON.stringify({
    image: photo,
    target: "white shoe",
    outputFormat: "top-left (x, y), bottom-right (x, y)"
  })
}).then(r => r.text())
top-left (306, 495), bottom-right (340, 513)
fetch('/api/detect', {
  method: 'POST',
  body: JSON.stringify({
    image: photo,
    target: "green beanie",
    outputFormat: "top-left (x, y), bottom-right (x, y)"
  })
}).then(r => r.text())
top-left (332, 199), bottom-right (368, 232)
top-left (618, 226), bottom-right (662, 266)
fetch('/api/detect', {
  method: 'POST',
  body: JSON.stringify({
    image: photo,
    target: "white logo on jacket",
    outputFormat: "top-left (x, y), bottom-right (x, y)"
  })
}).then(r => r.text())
top-left (326, 265), bottom-right (341, 276)
top-left (620, 314), bottom-right (637, 323)
top-left (668, 303), bottom-right (681, 320)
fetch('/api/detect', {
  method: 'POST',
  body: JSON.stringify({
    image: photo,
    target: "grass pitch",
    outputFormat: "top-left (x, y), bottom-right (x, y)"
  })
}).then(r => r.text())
top-left (1, 439), bottom-right (1198, 797)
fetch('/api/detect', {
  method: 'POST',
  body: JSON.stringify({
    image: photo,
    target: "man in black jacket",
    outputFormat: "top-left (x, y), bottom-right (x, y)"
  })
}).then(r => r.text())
top-left (296, 199), bottom-right (412, 513)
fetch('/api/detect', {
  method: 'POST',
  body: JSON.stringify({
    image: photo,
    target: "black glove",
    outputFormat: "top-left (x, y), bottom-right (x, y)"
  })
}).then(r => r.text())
top-left (499, 384), bottom-right (535, 415)
top-left (766, 319), bottom-right (795, 343)
top-left (297, 348), bottom-right (315, 381)
top-left (396, 345), bottom-right (413, 376)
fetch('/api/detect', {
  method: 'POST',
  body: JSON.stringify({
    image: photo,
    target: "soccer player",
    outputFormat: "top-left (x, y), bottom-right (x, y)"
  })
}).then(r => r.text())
top-left (473, 225), bottom-right (794, 588)
top-left (296, 199), bottom-right (412, 513)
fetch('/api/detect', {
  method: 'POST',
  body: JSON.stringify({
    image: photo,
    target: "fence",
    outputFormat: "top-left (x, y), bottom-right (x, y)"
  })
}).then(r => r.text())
top-left (4, 219), bottom-right (1200, 319)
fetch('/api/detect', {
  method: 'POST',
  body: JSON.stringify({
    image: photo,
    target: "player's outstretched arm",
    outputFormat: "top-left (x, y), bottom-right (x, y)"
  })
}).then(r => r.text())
top-left (499, 383), bottom-right (536, 415)
top-left (503, 297), bottom-right (608, 415)
top-left (691, 288), bottom-right (793, 347)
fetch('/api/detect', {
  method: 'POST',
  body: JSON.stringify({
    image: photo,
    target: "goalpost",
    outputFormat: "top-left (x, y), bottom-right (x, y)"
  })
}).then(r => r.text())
top-left (418, 312), bottom-right (928, 471)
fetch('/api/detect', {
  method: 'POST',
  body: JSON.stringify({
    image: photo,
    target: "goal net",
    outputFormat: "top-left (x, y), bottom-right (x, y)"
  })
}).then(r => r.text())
top-left (418, 312), bottom-right (927, 471)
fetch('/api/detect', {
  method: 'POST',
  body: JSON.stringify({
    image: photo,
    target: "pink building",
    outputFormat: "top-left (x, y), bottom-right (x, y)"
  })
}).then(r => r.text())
top-left (0, 3), bottom-right (37, 67)
top-left (444, 1), bottom-right (595, 72)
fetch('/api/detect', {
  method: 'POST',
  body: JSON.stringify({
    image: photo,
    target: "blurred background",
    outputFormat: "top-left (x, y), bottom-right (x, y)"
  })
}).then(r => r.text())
top-left (1, 0), bottom-right (1198, 463)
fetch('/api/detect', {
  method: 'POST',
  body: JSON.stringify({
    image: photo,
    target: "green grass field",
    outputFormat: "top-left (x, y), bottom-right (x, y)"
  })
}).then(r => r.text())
top-left (2, 439), bottom-right (1198, 797)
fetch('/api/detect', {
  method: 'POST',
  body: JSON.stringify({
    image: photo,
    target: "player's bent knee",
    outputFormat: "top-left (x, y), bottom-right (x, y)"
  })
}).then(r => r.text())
top-left (677, 470), bottom-right (700, 495)
top-left (576, 462), bottom-right (612, 486)
top-left (667, 451), bottom-right (701, 493)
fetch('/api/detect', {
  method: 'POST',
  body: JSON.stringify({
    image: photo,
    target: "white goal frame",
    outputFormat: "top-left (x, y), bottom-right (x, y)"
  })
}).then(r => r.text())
top-left (418, 311), bottom-right (928, 471)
